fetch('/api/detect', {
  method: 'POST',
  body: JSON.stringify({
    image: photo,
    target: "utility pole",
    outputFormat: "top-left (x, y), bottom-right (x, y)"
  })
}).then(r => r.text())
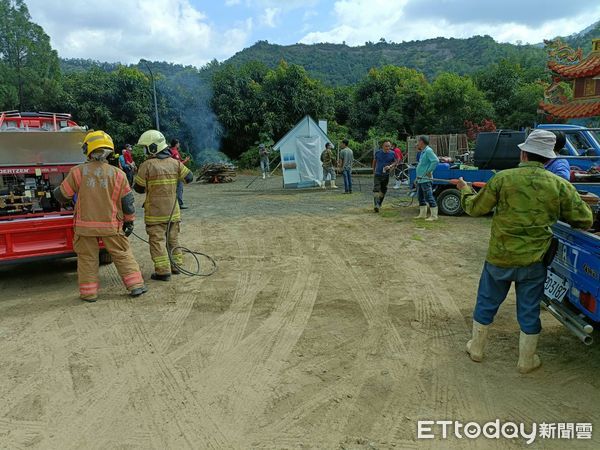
top-left (140, 59), bottom-right (160, 131)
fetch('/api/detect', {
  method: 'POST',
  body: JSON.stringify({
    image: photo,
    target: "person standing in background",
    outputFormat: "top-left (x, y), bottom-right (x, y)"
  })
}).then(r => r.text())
top-left (339, 139), bottom-right (354, 194)
top-left (259, 144), bottom-right (270, 179)
top-left (414, 135), bottom-right (440, 221)
top-left (321, 142), bottom-right (338, 189)
top-left (372, 140), bottom-right (398, 212)
top-left (545, 132), bottom-right (571, 181)
top-left (119, 144), bottom-right (134, 186)
top-left (169, 139), bottom-right (190, 209)
top-left (392, 143), bottom-right (404, 189)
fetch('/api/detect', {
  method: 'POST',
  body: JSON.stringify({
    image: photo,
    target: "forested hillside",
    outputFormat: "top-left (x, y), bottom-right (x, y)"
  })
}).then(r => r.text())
top-left (224, 37), bottom-right (547, 85)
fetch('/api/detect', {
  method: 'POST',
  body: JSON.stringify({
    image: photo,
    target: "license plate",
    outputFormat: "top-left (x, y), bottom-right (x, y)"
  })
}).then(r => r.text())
top-left (544, 271), bottom-right (569, 303)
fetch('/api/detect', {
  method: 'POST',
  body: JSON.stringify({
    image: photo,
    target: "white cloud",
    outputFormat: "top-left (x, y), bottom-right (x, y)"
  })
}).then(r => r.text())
top-left (260, 7), bottom-right (281, 28)
top-left (225, 0), bottom-right (241, 5)
top-left (300, 0), bottom-right (600, 45)
top-left (25, 0), bottom-right (253, 66)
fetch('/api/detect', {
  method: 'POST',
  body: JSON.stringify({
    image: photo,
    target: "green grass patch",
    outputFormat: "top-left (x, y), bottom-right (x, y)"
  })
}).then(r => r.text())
top-left (379, 209), bottom-right (400, 219)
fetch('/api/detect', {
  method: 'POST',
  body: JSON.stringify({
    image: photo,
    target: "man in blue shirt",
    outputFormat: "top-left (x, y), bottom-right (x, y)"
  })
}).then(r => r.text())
top-left (545, 132), bottom-right (570, 181)
top-left (414, 135), bottom-right (440, 220)
top-left (372, 140), bottom-right (399, 212)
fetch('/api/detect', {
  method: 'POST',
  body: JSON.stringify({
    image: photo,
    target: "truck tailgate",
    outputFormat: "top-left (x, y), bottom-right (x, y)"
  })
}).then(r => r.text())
top-left (551, 222), bottom-right (600, 322)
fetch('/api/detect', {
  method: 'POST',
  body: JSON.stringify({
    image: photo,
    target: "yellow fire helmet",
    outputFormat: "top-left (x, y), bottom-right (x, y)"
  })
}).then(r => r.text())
top-left (137, 129), bottom-right (168, 155)
top-left (82, 130), bottom-right (114, 156)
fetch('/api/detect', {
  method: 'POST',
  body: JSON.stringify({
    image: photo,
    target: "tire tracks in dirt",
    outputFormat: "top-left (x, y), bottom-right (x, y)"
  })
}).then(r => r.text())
top-left (326, 234), bottom-right (428, 445)
top-left (153, 292), bottom-right (198, 355)
top-left (389, 244), bottom-right (498, 447)
top-left (186, 265), bottom-right (320, 446)
top-left (240, 216), bottom-right (390, 447)
top-left (52, 296), bottom-right (233, 449)
top-left (167, 220), bottom-right (269, 364)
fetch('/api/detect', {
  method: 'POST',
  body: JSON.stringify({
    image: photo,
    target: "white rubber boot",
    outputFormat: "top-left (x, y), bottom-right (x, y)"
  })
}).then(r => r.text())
top-left (466, 321), bottom-right (489, 362)
top-left (262, 173), bottom-right (266, 179)
top-left (414, 206), bottom-right (428, 219)
top-left (393, 180), bottom-right (401, 189)
top-left (321, 181), bottom-right (326, 189)
top-left (517, 332), bottom-right (542, 374)
top-left (425, 206), bottom-right (439, 221)
top-left (331, 180), bottom-right (338, 189)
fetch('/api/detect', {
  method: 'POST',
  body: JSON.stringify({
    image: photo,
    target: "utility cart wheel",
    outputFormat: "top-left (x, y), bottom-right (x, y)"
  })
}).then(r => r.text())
top-left (99, 249), bottom-right (113, 265)
top-left (437, 189), bottom-right (464, 216)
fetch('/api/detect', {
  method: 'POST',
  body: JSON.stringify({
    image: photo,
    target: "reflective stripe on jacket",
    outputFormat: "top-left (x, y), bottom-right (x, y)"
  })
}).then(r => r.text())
top-left (135, 157), bottom-right (191, 224)
top-left (59, 161), bottom-right (132, 236)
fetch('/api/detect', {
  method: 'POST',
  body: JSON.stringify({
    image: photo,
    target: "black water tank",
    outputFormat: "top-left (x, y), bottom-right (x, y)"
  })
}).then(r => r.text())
top-left (474, 131), bottom-right (526, 170)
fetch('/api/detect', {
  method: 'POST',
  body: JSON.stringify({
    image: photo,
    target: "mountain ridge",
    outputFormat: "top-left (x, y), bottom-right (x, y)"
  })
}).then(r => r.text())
top-left (59, 20), bottom-right (600, 86)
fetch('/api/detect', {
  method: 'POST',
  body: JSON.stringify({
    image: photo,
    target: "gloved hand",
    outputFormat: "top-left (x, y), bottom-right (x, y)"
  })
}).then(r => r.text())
top-left (123, 221), bottom-right (134, 237)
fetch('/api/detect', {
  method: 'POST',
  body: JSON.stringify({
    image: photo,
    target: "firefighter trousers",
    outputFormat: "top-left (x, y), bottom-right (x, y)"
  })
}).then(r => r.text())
top-left (146, 222), bottom-right (183, 275)
top-left (73, 234), bottom-right (144, 300)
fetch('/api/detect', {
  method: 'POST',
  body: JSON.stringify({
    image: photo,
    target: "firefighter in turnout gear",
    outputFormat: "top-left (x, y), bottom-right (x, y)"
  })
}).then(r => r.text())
top-left (54, 130), bottom-right (148, 302)
top-left (134, 130), bottom-right (193, 281)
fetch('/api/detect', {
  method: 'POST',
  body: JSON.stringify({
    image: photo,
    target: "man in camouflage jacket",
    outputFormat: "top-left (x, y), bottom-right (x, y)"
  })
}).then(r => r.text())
top-left (457, 130), bottom-right (593, 374)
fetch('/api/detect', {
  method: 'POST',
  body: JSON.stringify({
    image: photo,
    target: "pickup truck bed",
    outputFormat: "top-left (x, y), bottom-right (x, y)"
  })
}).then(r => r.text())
top-left (548, 222), bottom-right (600, 323)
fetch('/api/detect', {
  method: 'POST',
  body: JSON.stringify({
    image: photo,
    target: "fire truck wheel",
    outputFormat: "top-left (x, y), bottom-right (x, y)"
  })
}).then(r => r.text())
top-left (99, 249), bottom-right (113, 265)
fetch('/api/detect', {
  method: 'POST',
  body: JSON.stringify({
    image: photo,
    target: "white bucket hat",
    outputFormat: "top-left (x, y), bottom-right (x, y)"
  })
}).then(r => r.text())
top-left (518, 129), bottom-right (556, 159)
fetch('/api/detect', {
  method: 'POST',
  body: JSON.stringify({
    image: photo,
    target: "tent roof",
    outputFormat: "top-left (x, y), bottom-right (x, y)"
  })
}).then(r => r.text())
top-left (273, 115), bottom-right (331, 151)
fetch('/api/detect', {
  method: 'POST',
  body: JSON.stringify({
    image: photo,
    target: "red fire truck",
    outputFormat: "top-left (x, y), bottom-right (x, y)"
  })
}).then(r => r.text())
top-left (0, 111), bottom-right (110, 265)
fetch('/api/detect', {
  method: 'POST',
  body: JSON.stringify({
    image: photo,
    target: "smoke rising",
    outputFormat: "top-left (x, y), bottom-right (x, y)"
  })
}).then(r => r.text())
top-left (155, 64), bottom-right (229, 164)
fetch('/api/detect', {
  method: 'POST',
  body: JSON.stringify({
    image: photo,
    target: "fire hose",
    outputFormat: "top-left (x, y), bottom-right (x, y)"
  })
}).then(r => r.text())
top-left (417, 176), bottom-right (487, 188)
top-left (395, 177), bottom-right (487, 208)
top-left (131, 197), bottom-right (217, 277)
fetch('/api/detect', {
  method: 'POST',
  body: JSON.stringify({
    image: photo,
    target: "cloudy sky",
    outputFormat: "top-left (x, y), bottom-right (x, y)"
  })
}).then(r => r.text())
top-left (25, 0), bottom-right (600, 67)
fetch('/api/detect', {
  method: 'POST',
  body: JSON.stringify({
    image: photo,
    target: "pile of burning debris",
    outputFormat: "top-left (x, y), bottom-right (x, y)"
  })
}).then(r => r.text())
top-left (196, 163), bottom-right (237, 183)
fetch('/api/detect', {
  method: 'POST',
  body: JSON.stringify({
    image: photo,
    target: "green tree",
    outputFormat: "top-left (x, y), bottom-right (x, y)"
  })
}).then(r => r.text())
top-left (422, 72), bottom-right (494, 133)
top-left (211, 60), bottom-right (333, 159)
top-left (60, 66), bottom-right (153, 145)
top-left (260, 61), bottom-right (334, 139)
top-left (211, 61), bottom-right (269, 156)
top-left (351, 65), bottom-right (429, 140)
top-left (503, 82), bottom-right (545, 129)
top-left (474, 60), bottom-right (522, 121)
top-left (0, 0), bottom-right (61, 110)
top-left (332, 85), bottom-right (354, 125)
top-left (473, 58), bottom-right (546, 128)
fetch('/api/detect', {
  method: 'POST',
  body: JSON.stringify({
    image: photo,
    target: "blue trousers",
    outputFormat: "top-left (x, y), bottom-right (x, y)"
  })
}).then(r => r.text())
top-left (474, 261), bottom-right (546, 334)
top-left (342, 168), bottom-right (352, 192)
top-left (417, 181), bottom-right (437, 207)
top-left (176, 181), bottom-right (184, 207)
top-left (260, 158), bottom-right (270, 174)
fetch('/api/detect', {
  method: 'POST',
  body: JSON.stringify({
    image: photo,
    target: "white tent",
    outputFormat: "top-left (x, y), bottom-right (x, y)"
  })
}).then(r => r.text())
top-left (273, 115), bottom-right (332, 189)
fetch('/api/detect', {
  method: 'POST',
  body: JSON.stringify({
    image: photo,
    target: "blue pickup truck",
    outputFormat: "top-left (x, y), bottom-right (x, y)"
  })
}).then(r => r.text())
top-left (408, 125), bottom-right (600, 216)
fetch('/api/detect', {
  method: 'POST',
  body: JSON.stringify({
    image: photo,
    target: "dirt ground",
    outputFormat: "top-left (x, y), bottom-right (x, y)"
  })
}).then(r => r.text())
top-left (1, 174), bottom-right (599, 449)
